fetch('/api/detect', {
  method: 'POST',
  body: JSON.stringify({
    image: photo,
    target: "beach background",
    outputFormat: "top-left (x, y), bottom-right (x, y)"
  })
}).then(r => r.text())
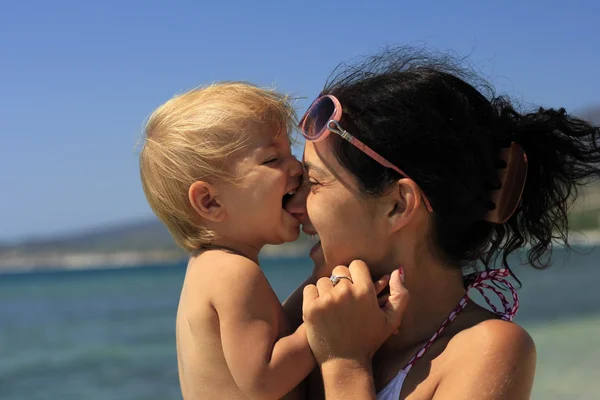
top-left (2, 1), bottom-right (600, 399)
top-left (2, 245), bottom-right (600, 400)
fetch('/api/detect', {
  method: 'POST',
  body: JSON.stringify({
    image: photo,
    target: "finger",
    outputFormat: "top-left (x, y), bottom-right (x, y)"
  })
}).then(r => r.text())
top-left (302, 284), bottom-right (319, 318)
top-left (382, 269), bottom-right (410, 330)
top-left (378, 293), bottom-right (390, 308)
top-left (374, 274), bottom-right (390, 295)
top-left (316, 276), bottom-right (334, 293)
top-left (303, 284), bottom-right (319, 302)
top-left (389, 268), bottom-right (407, 295)
top-left (331, 265), bottom-right (353, 285)
top-left (331, 265), bottom-right (351, 278)
top-left (348, 260), bottom-right (373, 290)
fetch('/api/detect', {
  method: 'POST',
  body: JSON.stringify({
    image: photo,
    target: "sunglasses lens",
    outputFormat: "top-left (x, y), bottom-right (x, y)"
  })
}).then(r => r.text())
top-left (303, 97), bottom-right (335, 140)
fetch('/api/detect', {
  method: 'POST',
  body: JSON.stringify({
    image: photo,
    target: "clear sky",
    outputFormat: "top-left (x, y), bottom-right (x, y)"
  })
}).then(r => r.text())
top-left (1, 0), bottom-right (598, 242)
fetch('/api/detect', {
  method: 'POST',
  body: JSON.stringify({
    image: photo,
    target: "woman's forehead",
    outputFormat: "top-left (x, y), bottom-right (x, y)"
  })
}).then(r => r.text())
top-left (304, 142), bottom-right (360, 186)
top-left (303, 141), bottom-right (363, 193)
top-left (302, 142), bottom-right (335, 176)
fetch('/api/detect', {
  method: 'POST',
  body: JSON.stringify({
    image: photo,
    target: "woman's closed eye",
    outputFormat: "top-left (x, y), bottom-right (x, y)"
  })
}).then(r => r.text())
top-left (303, 176), bottom-right (321, 193)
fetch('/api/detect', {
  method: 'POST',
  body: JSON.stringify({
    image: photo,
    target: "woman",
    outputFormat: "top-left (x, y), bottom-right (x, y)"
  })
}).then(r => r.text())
top-left (284, 47), bottom-right (600, 399)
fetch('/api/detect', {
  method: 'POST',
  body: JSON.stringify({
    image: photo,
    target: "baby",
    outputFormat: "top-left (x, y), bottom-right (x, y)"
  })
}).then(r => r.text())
top-left (139, 82), bottom-right (313, 399)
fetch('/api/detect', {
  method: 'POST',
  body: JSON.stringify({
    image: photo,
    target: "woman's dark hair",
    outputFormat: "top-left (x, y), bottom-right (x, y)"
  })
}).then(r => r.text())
top-left (322, 46), bottom-right (600, 276)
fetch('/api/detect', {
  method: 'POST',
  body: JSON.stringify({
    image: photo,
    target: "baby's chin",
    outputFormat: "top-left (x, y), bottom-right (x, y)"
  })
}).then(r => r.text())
top-left (264, 226), bottom-right (300, 246)
top-left (280, 226), bottom-right (300, 244)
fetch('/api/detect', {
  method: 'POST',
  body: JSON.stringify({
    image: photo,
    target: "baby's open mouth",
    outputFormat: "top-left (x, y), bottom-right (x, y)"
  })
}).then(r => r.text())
top-left (282, 190), bottom-right (296, 207)
top-left (308, 233), bottom-right (321, 252)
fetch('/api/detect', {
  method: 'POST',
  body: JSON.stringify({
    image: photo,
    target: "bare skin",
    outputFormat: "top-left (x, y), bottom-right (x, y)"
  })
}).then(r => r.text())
top-left (177, 250), bottom-right (314, 400)
top-left (302, 261), bottom-right (410, 400)
top-left (284, 140), bottom-right (536, 400)
top-left (176, 129), bottom-right (317, 400)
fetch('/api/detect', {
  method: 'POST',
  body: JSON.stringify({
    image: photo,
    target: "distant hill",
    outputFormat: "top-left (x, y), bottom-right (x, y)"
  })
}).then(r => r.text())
top-left (0, 219), bottom-right (177, 255)
top-left (0, 217), bottom-right (314, 270)
top-left (0, 218), bottom-right (314, 255)
top-left (581, 106), bottom-right (600, 125)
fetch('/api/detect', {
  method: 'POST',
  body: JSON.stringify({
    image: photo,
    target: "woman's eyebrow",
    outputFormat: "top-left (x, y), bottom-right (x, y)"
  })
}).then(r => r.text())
top-left (303, 161), bottom-right (330, 177)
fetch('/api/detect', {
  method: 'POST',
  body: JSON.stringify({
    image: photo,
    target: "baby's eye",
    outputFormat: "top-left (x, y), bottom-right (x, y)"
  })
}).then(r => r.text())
top-left (262, 157), bottom-right (279, 165)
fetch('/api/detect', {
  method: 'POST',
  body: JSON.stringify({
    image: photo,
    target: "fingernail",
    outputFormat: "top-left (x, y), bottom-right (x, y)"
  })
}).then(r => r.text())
top-left (398, 266), bottom-right (405, 283)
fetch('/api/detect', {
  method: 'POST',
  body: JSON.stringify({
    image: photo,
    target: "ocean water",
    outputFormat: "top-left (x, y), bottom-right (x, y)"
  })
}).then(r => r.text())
top-left (1, 248), bottom-right (599, 400)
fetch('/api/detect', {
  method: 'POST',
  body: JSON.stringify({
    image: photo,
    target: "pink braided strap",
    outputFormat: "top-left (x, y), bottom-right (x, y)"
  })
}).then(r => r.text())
top-left (402, 268), bottom-right (519, 373)
top-left (467, 269), bottom-right (519, 321)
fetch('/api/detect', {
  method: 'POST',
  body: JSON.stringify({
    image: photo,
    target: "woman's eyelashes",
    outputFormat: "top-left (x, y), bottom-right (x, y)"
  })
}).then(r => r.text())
top-left (303, 176), bottom-right (321, 192)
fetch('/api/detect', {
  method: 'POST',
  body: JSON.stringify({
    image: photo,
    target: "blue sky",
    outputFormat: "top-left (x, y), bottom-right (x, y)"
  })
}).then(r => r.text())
top-left (1, 0), bottom-right (598, 242)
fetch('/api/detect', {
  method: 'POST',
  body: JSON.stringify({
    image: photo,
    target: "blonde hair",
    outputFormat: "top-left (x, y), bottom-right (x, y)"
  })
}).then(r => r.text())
top-left (139, 81), bottom-right (297, 252)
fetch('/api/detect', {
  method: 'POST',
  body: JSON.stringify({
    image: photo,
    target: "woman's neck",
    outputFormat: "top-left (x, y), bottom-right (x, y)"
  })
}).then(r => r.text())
top-left (378, 243), bottom-right (467, 354)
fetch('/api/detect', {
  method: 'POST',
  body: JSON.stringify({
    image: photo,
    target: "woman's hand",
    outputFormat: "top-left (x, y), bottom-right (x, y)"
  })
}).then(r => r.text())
top-left (302, 260), bottom-right (409, 368)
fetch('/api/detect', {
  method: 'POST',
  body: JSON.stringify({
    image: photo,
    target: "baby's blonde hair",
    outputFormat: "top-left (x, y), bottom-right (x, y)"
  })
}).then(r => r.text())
top-left (139, 81), bottom-right (297, 252)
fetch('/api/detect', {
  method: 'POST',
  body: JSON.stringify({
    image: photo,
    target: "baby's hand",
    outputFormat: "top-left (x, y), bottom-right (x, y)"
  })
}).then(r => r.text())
top-left (302, 260), bottom-right (409, 367)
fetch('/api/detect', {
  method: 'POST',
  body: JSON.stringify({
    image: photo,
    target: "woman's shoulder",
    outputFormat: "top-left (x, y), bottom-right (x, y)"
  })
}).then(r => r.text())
top-left (449, 318), bottom-right (535, 357)
top-left (434, 319), bottom-right (536, 398)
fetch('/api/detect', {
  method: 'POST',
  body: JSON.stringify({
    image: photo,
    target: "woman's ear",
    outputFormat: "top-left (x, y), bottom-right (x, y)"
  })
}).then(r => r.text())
top-left (188, 181), bottom-right (225, 222)
top-left (386, 179), bottom-right (422, 233)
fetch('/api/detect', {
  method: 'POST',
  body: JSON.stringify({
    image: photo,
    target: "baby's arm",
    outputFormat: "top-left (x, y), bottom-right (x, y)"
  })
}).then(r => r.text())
top-left (282, 275), bottom-right (315, 331)
top-left (214, 256), bottom-right (315, 400)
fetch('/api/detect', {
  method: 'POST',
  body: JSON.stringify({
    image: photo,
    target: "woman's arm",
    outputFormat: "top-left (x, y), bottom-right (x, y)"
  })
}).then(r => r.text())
top-left (320, 360), bottom-right (376, 400)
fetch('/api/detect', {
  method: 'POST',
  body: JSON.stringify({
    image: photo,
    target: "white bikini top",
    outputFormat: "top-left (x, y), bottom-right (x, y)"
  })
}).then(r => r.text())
top-left (376, 368), bottom-right (408, 400)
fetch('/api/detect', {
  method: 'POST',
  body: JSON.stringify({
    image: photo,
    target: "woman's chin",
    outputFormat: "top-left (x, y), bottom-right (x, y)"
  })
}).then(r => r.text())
top-left (310, 243), bottom-right (337, 278)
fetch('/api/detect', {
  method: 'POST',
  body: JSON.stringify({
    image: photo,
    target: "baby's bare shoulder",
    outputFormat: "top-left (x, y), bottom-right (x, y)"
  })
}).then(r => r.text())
top-left (186, 251), bottom-right (277, 313)
top-left (188, 250), bottom-right (264, 284)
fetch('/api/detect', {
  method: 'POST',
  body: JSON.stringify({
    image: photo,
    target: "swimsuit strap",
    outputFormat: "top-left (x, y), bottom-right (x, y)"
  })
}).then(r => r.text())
top-left (402, 268), bottom-right (519, 373)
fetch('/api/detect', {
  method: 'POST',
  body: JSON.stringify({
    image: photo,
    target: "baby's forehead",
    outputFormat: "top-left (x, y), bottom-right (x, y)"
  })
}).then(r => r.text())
top-left (250, 124), bottom-right (291, 147)
top-left (233, 128), bottom-right (292, 168)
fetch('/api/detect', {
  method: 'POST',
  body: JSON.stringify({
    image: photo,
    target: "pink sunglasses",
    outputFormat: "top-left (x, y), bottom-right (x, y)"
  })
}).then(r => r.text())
top-left (298, 94), bottom-right (433, 212)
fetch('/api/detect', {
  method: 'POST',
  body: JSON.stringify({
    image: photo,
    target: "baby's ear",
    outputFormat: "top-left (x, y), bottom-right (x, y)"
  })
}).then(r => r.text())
top-left (189, 181), bottom-right (224, 222)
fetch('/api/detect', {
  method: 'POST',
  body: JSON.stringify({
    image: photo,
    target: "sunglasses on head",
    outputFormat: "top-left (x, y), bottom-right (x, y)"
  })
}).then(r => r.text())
top-left (298, 94), bottom-right (433, 212)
